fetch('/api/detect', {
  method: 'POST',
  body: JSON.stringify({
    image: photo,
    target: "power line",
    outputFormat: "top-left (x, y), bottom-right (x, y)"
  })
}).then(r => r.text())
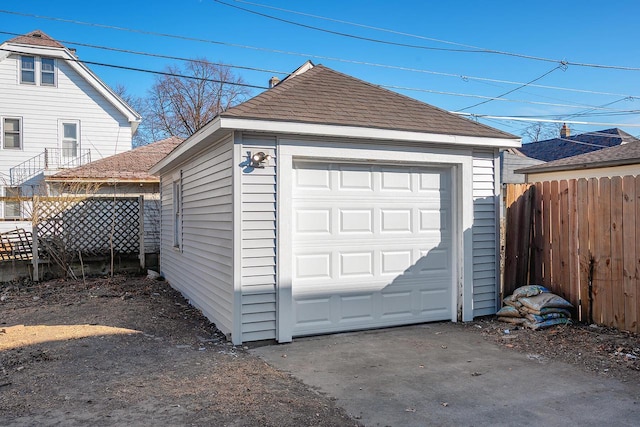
top-left (5, 31), bottom-right (635, 114)
top-left (454, 113), bottom-right (640, 128)
top-left (0, 47), bottom-right (269, 90)
top-left (456, 64), bottom-right (566, 112)
top-left (1, 17), bottom-right (638, 99)
top-left (213, 0), bottom-right (640, 72)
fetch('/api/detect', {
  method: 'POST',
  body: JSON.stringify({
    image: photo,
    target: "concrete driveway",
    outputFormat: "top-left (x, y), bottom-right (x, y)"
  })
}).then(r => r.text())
top-left (251, 322), bottom-right (640, 427)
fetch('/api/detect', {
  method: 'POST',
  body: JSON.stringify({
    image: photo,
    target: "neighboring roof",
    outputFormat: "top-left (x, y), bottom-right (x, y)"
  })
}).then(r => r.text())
top-left (47, 137), bottom-right (183, 182)
top-left (1, 30), bottom-right (141, 131)
top-left (518, 128), bottom-right (639, 162)
top-left (6, 30), bottom-right (65, 48)
top-left (222, 63), bottom-right (516, 140)
top-left (516, 139), bottom-right (640, 175)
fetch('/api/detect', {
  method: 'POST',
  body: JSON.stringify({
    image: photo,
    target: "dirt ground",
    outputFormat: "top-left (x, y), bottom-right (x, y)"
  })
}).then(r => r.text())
top-left (1, 275), bottom-right (639, 426)
top-left (0, 275), bottom-right (359, 427)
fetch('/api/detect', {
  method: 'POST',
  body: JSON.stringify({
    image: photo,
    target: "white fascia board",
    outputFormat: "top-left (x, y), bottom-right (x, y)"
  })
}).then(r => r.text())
top-left (149, 118), bottom-right (225, 175)
top-left (2, 43), bottom-right (142, 131)
top-left (219, 117), bottom-right (521, 148)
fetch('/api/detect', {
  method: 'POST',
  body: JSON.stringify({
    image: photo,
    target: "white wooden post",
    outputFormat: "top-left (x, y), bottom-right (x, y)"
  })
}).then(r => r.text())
top-left (138, 195), bottom-right (145, 270)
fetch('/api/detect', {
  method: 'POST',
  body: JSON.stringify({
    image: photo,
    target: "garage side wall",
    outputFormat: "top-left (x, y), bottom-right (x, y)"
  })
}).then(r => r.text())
top-left (238, 135), bottom-right (277, 343)
top-left (159, 135), bottom-right (235, 336)
top-left (472, 149), bottom-right (500, 316)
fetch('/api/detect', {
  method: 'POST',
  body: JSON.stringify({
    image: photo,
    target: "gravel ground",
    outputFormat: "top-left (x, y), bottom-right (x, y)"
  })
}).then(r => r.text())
top-left (2, 275), bottom-right (639, 426)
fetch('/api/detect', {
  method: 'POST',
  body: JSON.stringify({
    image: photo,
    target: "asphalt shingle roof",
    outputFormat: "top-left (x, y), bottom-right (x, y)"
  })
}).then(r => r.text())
top-left (518, 128), bottom-right (639, 162)
top-left (49, 137), bottom-right (183, 182)
top-left (222, 64), bottom-right (516, 140)
top-left (517, 139), bottom-right (640, 174)
top-left (6, 30), bottom-right (65, 48)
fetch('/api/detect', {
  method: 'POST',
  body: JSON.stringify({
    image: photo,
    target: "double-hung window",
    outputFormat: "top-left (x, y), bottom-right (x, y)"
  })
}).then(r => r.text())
top-left (20, 56), bottom-right (35, 84)
top-left (61, 121), bottom-right (79, 159)
top-left (3, 118), bottom-right (22, 150)
top-left (20, 55), bottom-right (56, 86)
top-left (41, 57), bottom-right (56, 86)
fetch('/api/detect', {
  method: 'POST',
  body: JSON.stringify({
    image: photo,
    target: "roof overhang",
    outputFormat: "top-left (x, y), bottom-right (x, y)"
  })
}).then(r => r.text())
top-left (45, 176), bottom-right (159, 184)
top-left (0, 43), bottom-right (142, 134)
top-left (151, 116), bottom-right (521, 175)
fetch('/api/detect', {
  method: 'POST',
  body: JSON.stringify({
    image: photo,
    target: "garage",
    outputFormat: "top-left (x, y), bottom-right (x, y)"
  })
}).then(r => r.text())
top-left (151, 61), bottom-right (520, 344)
top-left (291, 161), bottom-right (453, 336)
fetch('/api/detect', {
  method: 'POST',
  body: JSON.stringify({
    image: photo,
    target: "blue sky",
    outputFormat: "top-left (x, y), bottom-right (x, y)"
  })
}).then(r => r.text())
top-left (1, 0), bottom-right (639, 141)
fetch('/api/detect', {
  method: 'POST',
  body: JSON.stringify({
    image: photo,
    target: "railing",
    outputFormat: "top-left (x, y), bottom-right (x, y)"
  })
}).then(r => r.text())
top-left (10, 148), bottom-right (91, 185)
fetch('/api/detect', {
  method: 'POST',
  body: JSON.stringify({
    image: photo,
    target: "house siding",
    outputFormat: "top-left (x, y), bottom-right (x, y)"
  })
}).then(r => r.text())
top-left (472, 149), bottom-right (500, 316)
top-left (0, 53), bottom-right (132, 198)
top-left (159, 136), bottom-right (235, 336)
top-left (239, 135), bottom-right (277, 343)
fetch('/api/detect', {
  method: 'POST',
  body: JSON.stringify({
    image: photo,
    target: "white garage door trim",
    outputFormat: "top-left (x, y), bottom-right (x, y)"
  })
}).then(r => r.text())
top-left (276, 140), bottom-right (475, 343)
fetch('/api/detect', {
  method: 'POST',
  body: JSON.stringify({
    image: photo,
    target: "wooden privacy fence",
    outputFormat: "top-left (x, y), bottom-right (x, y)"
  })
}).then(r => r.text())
top-left (504, 176), bottom-right (640, 333)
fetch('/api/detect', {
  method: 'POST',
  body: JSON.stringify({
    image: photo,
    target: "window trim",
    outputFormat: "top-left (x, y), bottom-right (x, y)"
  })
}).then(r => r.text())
top-left (172, 172), bottom-right (183, 250)
top-left (58, 120), bottom-right (80, 159)
top-left (20, 55), bottom-right (35, 85)
top-left (4, 186), bottom-right (22, 219)
top-left (19, 55), bottom-right (57, 87)
top-left (2, 117), bottom-right (23, 150)
top-left (40, 57), bottom-right (56, 86)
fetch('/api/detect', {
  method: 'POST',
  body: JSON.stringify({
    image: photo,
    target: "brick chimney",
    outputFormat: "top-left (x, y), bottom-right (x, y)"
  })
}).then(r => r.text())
top-left (268, 76), bottom-right (280, 88)
top-left (560, 123), bottom-right (570, 138)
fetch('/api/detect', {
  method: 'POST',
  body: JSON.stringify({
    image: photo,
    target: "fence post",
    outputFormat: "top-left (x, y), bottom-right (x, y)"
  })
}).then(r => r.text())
top-left (31, 197), bottom-right (40, 282)
top-left (138, 195), bottom-right (145, 270)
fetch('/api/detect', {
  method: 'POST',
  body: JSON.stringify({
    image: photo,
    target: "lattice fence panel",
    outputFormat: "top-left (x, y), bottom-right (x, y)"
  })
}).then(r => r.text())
top-left (0, 228), bottom-right (33, 261)
top-left (35, 197), bottom-right (140, 257)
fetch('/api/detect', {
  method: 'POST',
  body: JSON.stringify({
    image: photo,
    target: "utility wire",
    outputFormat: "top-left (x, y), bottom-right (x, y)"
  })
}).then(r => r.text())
top-left (0, 47), bottom-right (269, 90)
top-left (213, 0), bottom-right (640, 72)
top-left (457, 64), bottom-right (566, 112)
top-left (1, 25), bottom-right (638, 99)
top-left (454, 113), bottom-right (640, 128)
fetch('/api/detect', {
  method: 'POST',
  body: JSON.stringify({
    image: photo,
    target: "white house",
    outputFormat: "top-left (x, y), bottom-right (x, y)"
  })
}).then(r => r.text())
top-left (0, 30), bottom-right (141, 231)
top-left (150, 62), bottom-right (521, 345)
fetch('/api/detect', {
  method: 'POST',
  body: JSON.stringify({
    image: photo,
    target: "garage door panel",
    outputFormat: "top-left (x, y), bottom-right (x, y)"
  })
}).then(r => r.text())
top-left (292, 162), bottom-right (453, 336)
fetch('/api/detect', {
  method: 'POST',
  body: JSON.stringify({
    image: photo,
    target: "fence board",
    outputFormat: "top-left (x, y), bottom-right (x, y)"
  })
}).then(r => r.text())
top-left (636, 176), bottom-right (640, 332)
top-left (577, 178), bottom-right (590, 322)
top-left (587, 178), bottom-right (599, 324)
top-left (610, 177), bottom-right (624, 328)
top-left (558, 180), bottom-right (570, 301)
top-left (567, 179), bottom-right (579, 310)
top-left (597, 178), bottom-right (612, 325)
top-left (542, 180), bottom-right (552, 287)
top-left (530, 182), bottom-right (543, 284)
top-left (550, 180), bottom-right (561, 295)
top-left (622, 176), bottom-right (637, 331)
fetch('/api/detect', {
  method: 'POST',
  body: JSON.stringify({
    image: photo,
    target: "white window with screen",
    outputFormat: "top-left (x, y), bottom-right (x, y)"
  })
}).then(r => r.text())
top-left (2, 117), bottom-right (22, 150)
top-left (41, 57), bottom-right (56, 86)
top-left (20, 55), bottom-right (35, 84)
top-left (4, 186), bottom-right (22, 219)
top-left (19, 55), bottom-right (56, 86)
top-left (59, 120), bottom-right (79, 160)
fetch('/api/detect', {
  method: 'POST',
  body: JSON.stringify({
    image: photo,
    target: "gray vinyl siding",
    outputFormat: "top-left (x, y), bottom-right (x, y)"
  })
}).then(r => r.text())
top-left (472, 149), bottom-right (500, 316)
top-left (239, 135), bottom-right (277, 343)
top-left (159, 136), bottom-right (235, 337)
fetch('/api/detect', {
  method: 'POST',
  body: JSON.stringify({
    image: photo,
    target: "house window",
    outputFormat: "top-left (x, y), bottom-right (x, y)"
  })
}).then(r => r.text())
top-left (20, 56), bottom-right (56, 86)
top-left (20, 56), bottom-right (35, 84)
top-left (41, 57), bottom-right (55, 86)
top-left (3, 118), bottom-right (22, 149)
top-left (60, 121), bottom-right (79, 159)
top-left (173, 175), bottom-right (182, 249)
top-left (4, 187), bottom-right (22, 219)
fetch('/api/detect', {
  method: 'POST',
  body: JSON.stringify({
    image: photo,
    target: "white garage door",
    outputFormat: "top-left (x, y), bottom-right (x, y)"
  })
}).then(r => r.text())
top-left (292, 161), bottom-right (453, 336)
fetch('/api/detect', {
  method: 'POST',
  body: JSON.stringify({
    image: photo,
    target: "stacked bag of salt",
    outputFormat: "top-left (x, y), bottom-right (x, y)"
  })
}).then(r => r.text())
top-left (497, 285), bottom-right (573, 330)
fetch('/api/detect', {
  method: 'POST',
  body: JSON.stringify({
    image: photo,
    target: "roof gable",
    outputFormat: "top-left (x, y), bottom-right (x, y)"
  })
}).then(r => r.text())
top-left (7, 30), bottom-right (65, 48)
top-left (47, 137), bottom-right (183, 182)
top-left (222, 64), bottom-right (516, 140)
top-left (1, 30), bottom-right (141, 130)
top-left (518, 128), bottom-right (638, 162)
